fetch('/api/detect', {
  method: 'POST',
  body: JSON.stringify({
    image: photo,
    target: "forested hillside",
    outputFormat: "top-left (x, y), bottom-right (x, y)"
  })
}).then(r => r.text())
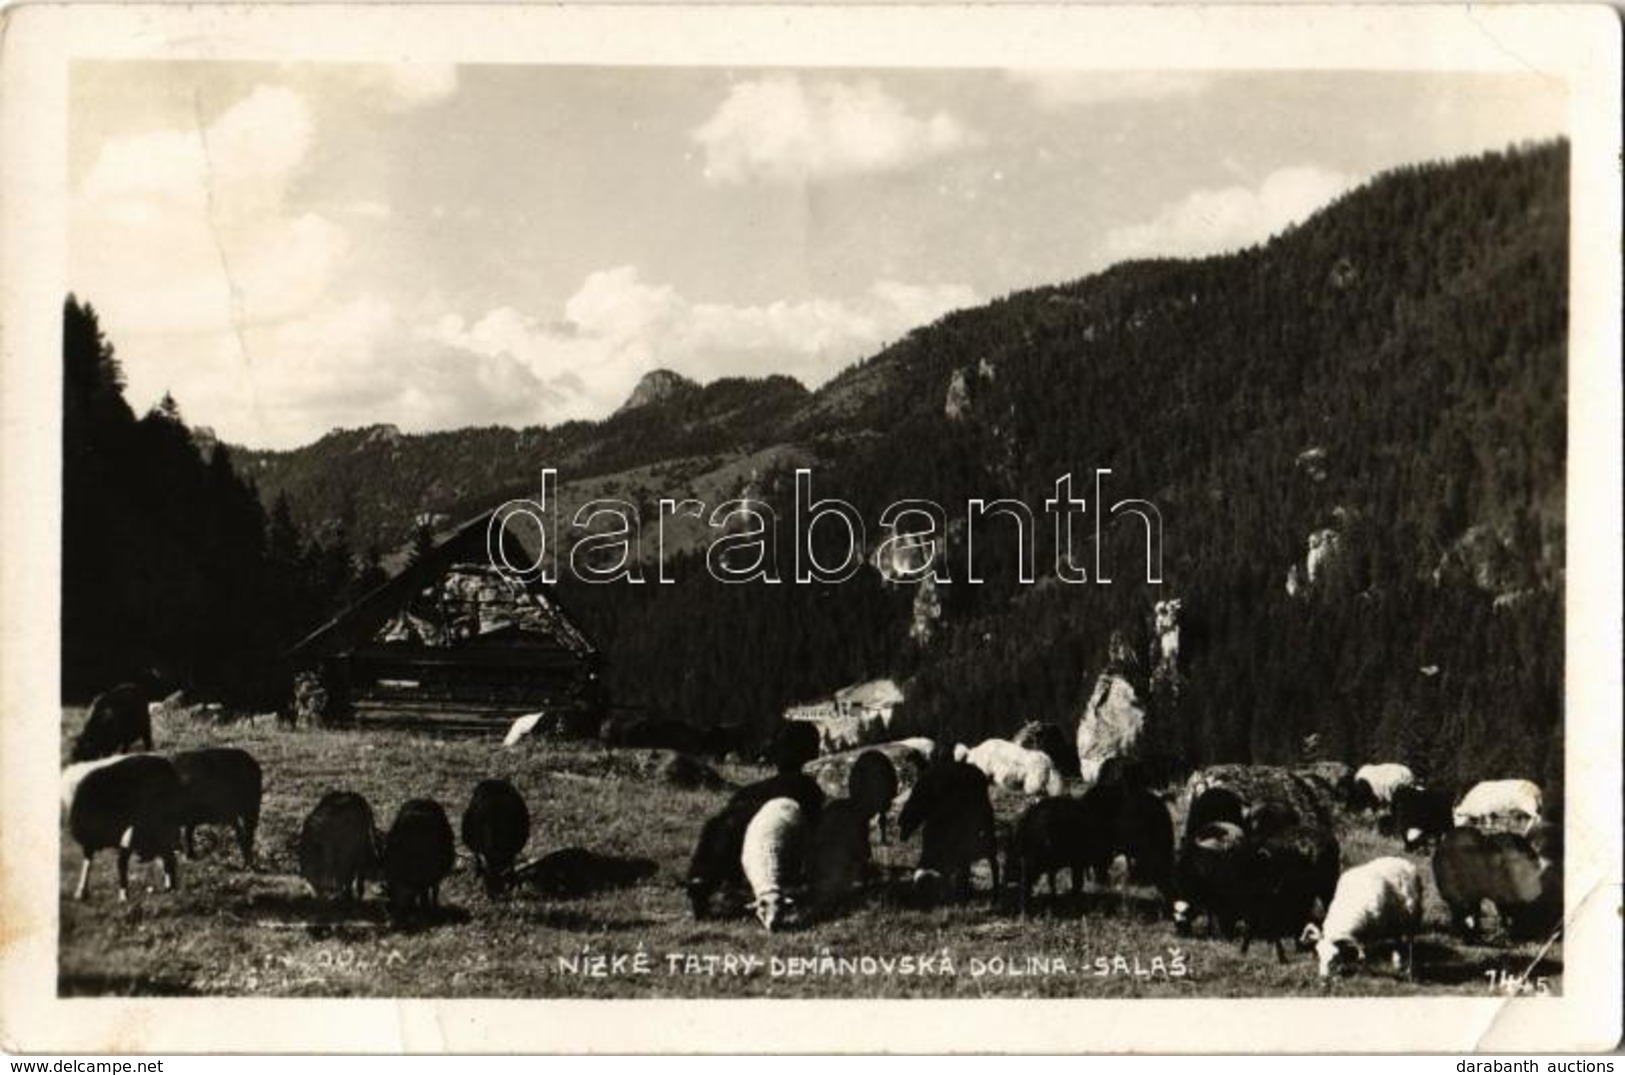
top-left (65, 140), bottom-right (1568, 800)
top-left (558, 140), bottom-right (1568, 799)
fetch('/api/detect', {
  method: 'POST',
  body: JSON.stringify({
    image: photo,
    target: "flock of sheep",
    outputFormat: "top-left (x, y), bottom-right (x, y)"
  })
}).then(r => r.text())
top-left (683, 722), bottom-right (1562, 981)
top-left (61, 684), bottom-right (1563, 987)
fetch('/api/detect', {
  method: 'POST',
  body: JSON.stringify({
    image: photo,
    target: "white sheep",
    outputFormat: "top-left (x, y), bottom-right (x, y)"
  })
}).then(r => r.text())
top-left (741, 797), bottom-right (807, 931)
top-left (1453, 779), bottom-right (1543, 833)
top-left (957, 739), bottom-right (1064, 797)
top-left (1305, 857), bottom-right (1423, 979)
top-left (1353, 762), bottom-right (1416, 806)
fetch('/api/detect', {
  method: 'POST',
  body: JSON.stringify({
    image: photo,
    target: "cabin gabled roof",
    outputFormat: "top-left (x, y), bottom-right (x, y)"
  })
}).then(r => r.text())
top-left (286, 509), bottom-right (596, 661)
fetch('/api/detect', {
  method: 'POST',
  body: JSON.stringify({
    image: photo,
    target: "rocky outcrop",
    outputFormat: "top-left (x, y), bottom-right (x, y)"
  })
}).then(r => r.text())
top-left (1306, 528), bottom-right (1342, 585)
top-left (944, 369), bottom-right (973, 421)
top-left (1287, 527), bottom-right (1344, 597)
top-left (1075, 632), bottom-right (1148, 784)
top-left (1150, 598), bottom-right (1184, 701)
top-left (1295, 446), bottom-right (1328, 483)
top-left (1432, 523), bottom-right (1533, 597)
top-left (943, 360), bottom-right (998, 422)
top-left (909, 575), bottom-right (942, 646)
top-left (615, 369), bottom-right (697, 414)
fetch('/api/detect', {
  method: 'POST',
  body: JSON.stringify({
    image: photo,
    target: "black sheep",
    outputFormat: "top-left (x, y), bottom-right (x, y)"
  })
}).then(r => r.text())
top-left (517, 848), bottom-right (658, 898)
top-left (729, 770), bottom-right (826, 820)
top-left (686, 801), bottom-right (757, 919)
top-left (898, 758), bottom-right (999, 902)
top-left (172, 747), bottom-right (262, 867)
top-left (461, 779), bottom-right (531, 896)
top-left (382, 798), bottom-right (457, 920)
top-left (768, 722), bottom-right (820, 773)
top-left (1432, 826), bottom-right (1554, 940)
top-left (62, 754), bottom-right (184, 901)
top-left (1242, 799), bottom-right (1302, 841)
top-left (298, 790), bottom-right (381, 901)
top-left (70, 684), bottom-right (153, 762)
top-left (1007, 796), bottom-right (1100, 915)
top-left (1239, 822), bottom-right (1340, 962)
top-left (1172, 820), bottom-right (1250, 938)
top-left (848, 750), bottom-right (900, 843)
top-left (1385, 785), bottom-right (1453, 851)
top-left (1184, 786), bottom-right (1246, 836)
top-left (807, 799), bottom-right (875, 912)
top-left (1080, 782), bottom-right (1175, 901)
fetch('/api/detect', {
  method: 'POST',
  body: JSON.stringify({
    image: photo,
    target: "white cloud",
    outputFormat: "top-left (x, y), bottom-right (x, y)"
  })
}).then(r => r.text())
top-left (693, 75), bottom-right (979, 184)
top-left (1008, 70), bottom-right (1214, 110)
top-left (1102, 166), bottom-right (1358, 262)
top-left (432, 267), bottom-right (979, 422)
top-left (349, 63), bottom-right (459, 110)
top-left (75, 84), bottom-right (345, 341)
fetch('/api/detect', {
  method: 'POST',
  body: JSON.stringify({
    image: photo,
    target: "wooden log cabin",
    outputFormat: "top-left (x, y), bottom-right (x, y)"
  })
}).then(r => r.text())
top-left (287, 511), bottom-right (605, 735)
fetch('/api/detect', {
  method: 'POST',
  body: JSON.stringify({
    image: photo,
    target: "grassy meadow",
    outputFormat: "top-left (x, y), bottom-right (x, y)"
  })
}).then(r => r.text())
top-left (57, 708), bottom-right (1562, 999)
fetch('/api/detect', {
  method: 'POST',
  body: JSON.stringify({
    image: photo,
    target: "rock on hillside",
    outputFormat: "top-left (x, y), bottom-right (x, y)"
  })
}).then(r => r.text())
top-left (615, 369), bottom-right (699, 414)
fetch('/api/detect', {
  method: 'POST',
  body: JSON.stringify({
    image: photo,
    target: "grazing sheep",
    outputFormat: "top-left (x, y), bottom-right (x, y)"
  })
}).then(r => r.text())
top-left (1185, 786), bottom-right (1246, 835)
top-left (298, 791), bottom-right (381, 901)
top-left (805, 741), bottom-right (928, 803)
top-left (382, 798), bottom-right (457, 920)
top-left (1453, 779), bottom-right (1543, 833)
top-left (807, 799), bottom-right (874, 912)
top-left (686, 803), bottom-right (756, 919)
top-left (729, 771), bottom-right (826, 820)
top-left (1432, 826), bottom-right (1555, 940)
top-left (898, 757), bottom-right (999, 902)
top-left (1172, 820), bottom-right (1250, 938)
top-left (1013, 720), bottom-right (1081, 779)
top-left (741, 797), bottom-right (809, 931)
top-left (516, 848), bottom-right (658, 898)
top-left (1079, 782), bottom-right (1175, 901)
top-left (1184, 764), bottom-right (1333, 831)
top-left (848, 750), bottom-right (900, 843)
top-left (71, 684), bottom-right (153, 762)
top-left (62, 754), bottom-right (184, 901)
top-left (1383, 785), bottom-right (1453, 850)
top-left (461, 779), bottom-right (531, 896)
top-left (1242, 799), bottom-right (1302, 841)
top-left (1294, 761), bottom-right (1356, 805)
top-left (1349, 763), bottom-right (1417, 811)
top-left (768, 722), bottom-right (821, 773)
top-left (1007, 796), bottom-right (1099, 915)
top-left (1307, 857), bottom-right (1423, 979)
top-left (171, 747), bottom-right (262, 867)
top-left (1239, 823), bottom-right (1341, 962)
top-left (957, 738), bottom-right (1065, 797)
top-left (1527, 820), bottom-right (1563, 869)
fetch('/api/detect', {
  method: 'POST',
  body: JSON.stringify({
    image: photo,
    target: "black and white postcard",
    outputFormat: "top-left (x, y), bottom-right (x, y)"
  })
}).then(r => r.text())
top-left (1, 2), bottom-right (1619, 1054)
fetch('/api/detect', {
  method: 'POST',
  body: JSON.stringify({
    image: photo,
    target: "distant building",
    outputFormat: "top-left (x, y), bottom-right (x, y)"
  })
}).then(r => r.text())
top-left (783, 677), bottom-right (905, 754)
top-left (287, 510), bottom-right (604, 735)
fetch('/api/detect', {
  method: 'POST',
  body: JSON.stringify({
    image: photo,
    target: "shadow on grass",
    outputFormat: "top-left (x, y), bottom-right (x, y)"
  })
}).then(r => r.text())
top-left (59, 972), bottom-right (203, 997)
top-left (524, 907), bottom-right (663, 933)
top-left (1409, 938), bottom-right (1564, 986)
top-left (234, 889), bottom-right (471, 936)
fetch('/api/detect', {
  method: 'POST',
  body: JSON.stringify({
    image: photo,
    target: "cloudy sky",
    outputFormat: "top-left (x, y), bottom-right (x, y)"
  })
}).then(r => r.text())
top-left (69, 63), bottom-right (1564, 449)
